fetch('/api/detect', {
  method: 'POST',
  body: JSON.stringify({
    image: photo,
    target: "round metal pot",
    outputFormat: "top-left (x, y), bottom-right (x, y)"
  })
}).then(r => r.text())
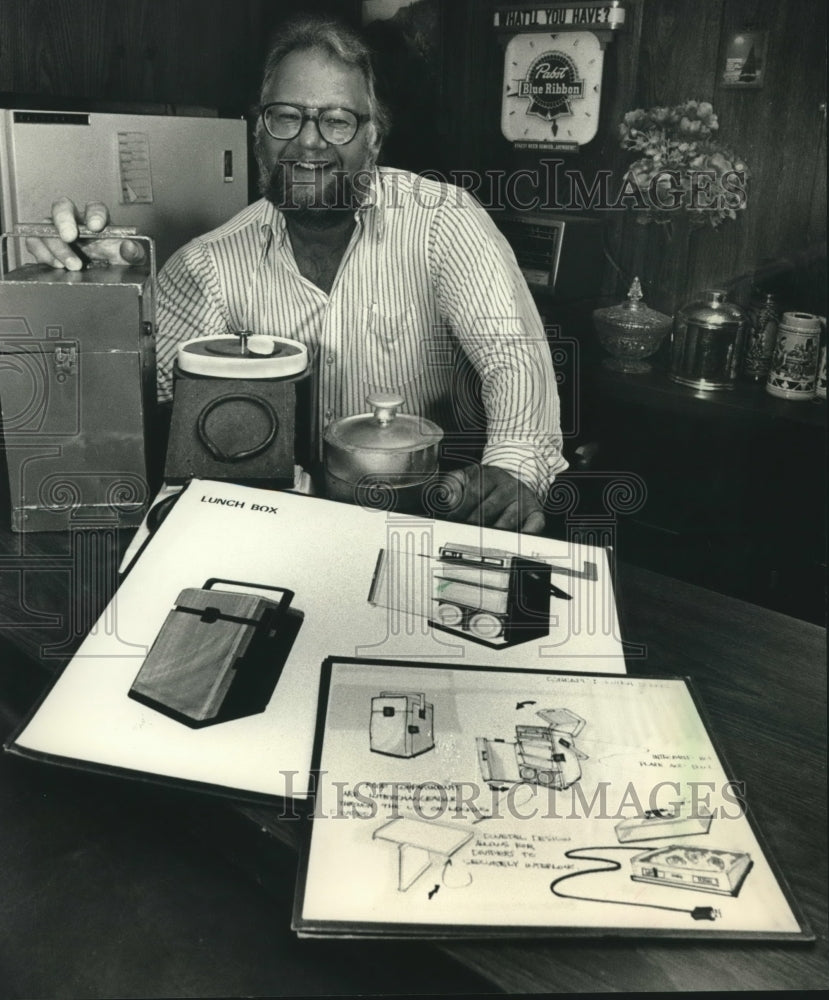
top-left (323, 393), bottom-right (443, 511)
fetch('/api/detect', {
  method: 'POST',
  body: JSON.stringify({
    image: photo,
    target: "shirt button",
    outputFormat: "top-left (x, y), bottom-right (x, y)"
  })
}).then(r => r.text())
top-left (324, 408), bottom-right (334, 420)
top-left (326, 354), bottom-right (335, 365)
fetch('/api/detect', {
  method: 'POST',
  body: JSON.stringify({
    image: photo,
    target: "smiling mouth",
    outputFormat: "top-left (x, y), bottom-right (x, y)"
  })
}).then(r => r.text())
top-left (287, 159), bottom-right (337, 171)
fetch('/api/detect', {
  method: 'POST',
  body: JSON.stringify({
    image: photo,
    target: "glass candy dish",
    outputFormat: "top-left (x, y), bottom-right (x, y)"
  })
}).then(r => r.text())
top-left (593, 278), bottom-right (673, 373)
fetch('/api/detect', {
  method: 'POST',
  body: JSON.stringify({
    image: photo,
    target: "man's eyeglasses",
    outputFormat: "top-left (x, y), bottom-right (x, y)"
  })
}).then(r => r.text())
top-left (260, 103), bottom-right (370, 145)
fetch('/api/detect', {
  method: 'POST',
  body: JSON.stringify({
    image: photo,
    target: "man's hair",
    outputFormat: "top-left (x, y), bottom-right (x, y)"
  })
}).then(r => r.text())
top-left (258, 15), bottom-right (390, 158)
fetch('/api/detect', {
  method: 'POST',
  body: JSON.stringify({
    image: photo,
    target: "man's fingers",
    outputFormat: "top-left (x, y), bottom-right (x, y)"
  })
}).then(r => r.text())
top-left (489, 498), bottom-right (545, 534)
top-left (520, 509), bottom-right (546, 535)
top-left (469, 484), bottom-right (515, 526)
top-left (491, 499), bottom-right (523, 531)
top-left (77, 238), bottom-right (143, 265)
top-left (435, 466), bottom-right (546, 533)
top-left (36, 199), bottom-right (139, 269)
top-left (431, 469), bottom-right (470, 518)
top-left (25, 234), bottom-right (143, 270)
top-left (120, 239), bottom-right (147, 264)
top-left (83, 202), bottom-right (110, 232)
top-left (25, 237), bottom-right (64, 269)
top-left (27, 230), bottom-right (84, 270)
top-left (41, 199), bottom-right (84, 269)
top-left (51, 197), bottom-right (81, 243)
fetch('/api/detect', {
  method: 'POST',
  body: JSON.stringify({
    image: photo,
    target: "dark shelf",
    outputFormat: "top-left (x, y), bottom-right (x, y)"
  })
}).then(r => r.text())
top-left (586, 363), bottom-right (827, 428)
top-left (573, 357), bottom-right (826, 625)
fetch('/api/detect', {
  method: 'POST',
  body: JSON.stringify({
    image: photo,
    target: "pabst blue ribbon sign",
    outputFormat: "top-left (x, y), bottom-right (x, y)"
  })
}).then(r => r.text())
top-left (517, 51), bottom-right (585, 131)
top-left (500, 31), bottom-right (605, 149)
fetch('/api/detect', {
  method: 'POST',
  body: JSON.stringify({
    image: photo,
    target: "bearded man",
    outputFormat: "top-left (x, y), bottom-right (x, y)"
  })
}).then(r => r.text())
top-left (28, 15), bottom-right (566, 533)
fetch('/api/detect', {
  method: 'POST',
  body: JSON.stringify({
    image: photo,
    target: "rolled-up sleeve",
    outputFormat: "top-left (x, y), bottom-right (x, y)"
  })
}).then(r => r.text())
top-left (428, 189), bottom-right (567, 497)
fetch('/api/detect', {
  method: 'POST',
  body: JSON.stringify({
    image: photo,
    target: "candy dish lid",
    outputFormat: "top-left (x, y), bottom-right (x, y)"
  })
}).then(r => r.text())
top-left (593, 277), bottom-right (672, 334)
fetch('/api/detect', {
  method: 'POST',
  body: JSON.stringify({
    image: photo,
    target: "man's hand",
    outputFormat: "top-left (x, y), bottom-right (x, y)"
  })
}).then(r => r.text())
top-left (435, 465), bottom-right (546, 534)
top-left (25, 197), bottom-right (145, 270)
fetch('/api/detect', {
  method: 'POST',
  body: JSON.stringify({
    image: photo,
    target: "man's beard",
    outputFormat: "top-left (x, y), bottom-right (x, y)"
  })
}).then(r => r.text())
top-left (259, 158), bottom-right (369, 225)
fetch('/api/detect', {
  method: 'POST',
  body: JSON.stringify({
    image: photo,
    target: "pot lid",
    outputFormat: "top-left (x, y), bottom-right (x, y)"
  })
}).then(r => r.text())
top-left (325, 393), bottom-right (443, 453)
top-left (678, 289), bottom-right (745, 328)
top-left (177, 334), bottom-right (308, 378)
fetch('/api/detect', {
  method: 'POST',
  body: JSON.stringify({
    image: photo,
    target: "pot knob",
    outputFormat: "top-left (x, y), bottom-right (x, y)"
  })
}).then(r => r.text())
top-left (367, 392), bottom-right (405, 426)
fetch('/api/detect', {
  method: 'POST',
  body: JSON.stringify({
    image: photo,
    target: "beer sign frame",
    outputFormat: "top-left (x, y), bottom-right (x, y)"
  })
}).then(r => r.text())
top-left (494, 2), bottom-right (626, 151)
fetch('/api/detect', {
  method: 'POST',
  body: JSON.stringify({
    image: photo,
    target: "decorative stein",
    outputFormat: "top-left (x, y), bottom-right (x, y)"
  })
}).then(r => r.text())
top-left (766, 312), bottom-right (822, 401)
top-left (670, 289), bottom-right (747, 390)
top-left (741, 292), bottom-right (778, 382)
top-left (816, 342), bottom-right (826, 400)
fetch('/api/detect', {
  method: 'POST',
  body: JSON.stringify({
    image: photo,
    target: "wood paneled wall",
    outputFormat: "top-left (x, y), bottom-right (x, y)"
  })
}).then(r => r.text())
top-left (0, 0), bottom-right (362, 112)
top-left (0, 0), bottom-right (263, 112)
top-left (422, 0), bottom-right (827, 318)
top-left (625, 0), bottom-right (827, 315)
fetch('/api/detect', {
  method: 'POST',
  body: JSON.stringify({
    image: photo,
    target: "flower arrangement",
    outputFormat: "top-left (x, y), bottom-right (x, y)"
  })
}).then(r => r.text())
top-left (619, 100), bottom-right (749, 229)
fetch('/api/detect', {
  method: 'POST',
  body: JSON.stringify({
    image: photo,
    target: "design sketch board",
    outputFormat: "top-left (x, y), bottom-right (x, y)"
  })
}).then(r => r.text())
top-left (293, 656), bottom-right (811, 941)
top-left (6, 479), bottom-right (626, 802)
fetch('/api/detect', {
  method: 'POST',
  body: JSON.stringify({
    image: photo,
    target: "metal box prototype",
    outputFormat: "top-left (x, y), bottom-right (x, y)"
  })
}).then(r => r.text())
top-left (0, 250), bottom-right (155, 531)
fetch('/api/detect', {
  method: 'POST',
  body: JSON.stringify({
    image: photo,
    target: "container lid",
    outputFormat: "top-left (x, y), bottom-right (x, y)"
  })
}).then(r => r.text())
top-left (177, 334), bottom-right (308, 379)
top-left (678, 289), bottom-right (745, 328)
top-left (780, 311), bottom-right (823, 333)
top-left (325, 393), bottom-right (443, 453)
top-left (593, 277), bottom-right (672, 335)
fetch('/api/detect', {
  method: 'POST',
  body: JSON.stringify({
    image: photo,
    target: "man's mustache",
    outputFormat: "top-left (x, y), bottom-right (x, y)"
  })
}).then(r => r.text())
top-left (261, 159), bottom-right (372, 210)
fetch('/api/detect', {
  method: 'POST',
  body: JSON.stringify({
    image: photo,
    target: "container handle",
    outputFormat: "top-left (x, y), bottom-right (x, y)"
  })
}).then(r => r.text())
top-left (366, 392), bottom-right (404, 426)
top-left (1, 223), bottom-right (156, 282)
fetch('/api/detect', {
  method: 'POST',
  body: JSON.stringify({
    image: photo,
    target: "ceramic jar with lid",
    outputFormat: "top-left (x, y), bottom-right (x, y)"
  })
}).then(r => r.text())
top-left (669, 289), bottom-right (747, 390)
top-left (323, 392), bottom-right (443, 511)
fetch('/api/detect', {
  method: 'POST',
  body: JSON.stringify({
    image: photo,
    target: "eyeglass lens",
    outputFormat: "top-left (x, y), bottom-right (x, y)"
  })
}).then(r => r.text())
top-left (264, 105), bottom-right (359, 144)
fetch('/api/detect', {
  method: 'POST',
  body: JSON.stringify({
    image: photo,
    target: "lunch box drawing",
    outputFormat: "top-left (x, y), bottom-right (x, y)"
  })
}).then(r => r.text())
top-left (128, 578), bottom-right (303, 727)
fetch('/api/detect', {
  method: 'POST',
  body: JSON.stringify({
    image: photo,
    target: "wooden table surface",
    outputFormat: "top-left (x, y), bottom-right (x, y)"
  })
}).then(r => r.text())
top-left (1, 523), bottom-right (826, 993)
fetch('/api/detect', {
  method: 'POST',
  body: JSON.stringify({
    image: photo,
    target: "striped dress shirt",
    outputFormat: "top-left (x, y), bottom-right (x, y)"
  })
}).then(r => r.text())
top-left (156, 167), bottom-right (567, 496)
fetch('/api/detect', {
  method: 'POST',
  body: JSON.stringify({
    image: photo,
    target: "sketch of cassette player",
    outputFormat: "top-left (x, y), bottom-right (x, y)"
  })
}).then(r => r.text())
top-left (128, 578), bottom-right (303, 727)
top-left (630, 844), bottom-right (753, 897)
top-left (477, 707), bottom-right (588, 790)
